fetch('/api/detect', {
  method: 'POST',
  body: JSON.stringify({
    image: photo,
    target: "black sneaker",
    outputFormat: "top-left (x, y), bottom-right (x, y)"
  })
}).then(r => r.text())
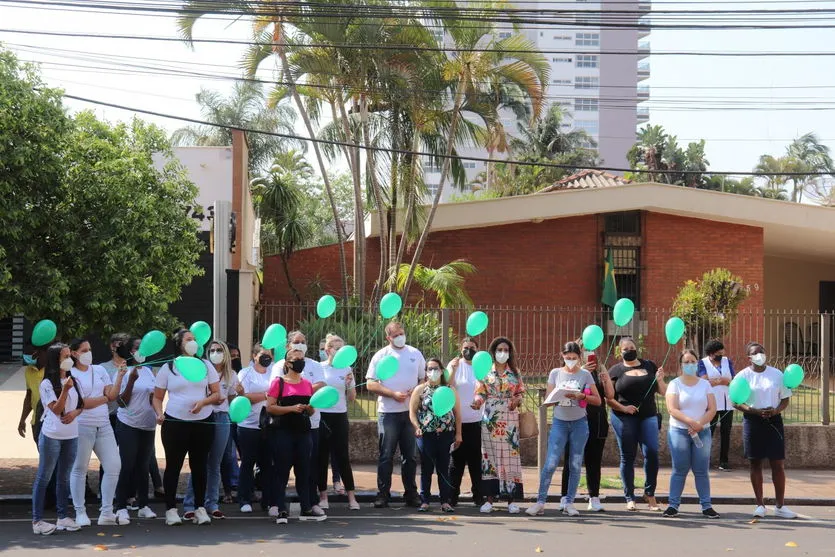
top-left (662, 507), bottom-right (679, 518)
top-left (275, 511), bottom-right (289, 525)
top-left (373, 494), bottom-right (389, 509)
top-left (702, 508), bottom-right (720, 519)
top-left (300, 510), bottom-right (327, 522)
top-left (404, 492), bottom-right (422, 508)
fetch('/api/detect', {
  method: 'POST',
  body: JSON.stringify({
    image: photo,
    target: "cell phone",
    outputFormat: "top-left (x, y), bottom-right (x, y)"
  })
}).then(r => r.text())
top-left (585, 352), bottom-right (597, 366)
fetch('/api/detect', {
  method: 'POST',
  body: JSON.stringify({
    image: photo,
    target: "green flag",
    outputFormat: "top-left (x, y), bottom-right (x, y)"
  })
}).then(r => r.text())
top-left (602, 248), bottom-right (617, 307)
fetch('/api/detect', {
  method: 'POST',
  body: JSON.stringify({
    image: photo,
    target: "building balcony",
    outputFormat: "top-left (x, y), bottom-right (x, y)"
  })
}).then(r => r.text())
top-left (637, 106), bottom-right (650, 124)
top-left (638, 39), bottom-right (650, 59)
top-left (637, 85), bottom-right (650, 99)
top-left (638, 60), bottom-right (650, 79)
top-left (638, 1), bottom-right (651, 14)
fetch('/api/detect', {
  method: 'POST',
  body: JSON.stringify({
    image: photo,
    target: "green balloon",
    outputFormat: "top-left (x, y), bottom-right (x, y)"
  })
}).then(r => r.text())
top-left (375, 355), bottom-right (399, 381)
top-left (332, 345), bottom-right (358, 369)
top-left (190, 321), bottom-right (212, 345)
top-left (229, 396), bottom-right (252, 423)
top-left (613, 298), bottom-right (635, 327)
top-left (466, 311), bottom-right (489, 336)
top-left (665, 317), bottom-right (686, 345)
top-left (729, 376), bottom-right (752, 405)
top-left (31, 319), bottom-right (57, 347)
top-left (274, 346), bottom-right (287, 362)
top-left (582, 324), bottom-right (605, 351)
top-left (783, 364), bottom-right (804, 389)
top-left (310, 386), bottom-right (340, 409)
top-left (197, 344), bottom-right (204, 358)
top-left (472, 351), bottom-right (493, 381)
top-left (317, 295), bottom-right (337, 319)
top-left (175, 356), bottom-right (207, 383)
top-left (139, 330), bottom-right (166, 357)
top-left (431, 386), bottom-right (456, 416)
top-left (379, 292), bottom-right (403, 319)
top-left (262, 323), bottom-right (287, 350)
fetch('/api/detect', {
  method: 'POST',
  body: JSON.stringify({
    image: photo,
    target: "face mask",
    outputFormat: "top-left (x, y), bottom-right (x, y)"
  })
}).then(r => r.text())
top-left (209, 351), bottom-right (225, 365)
top-left (622, 349), bottom-right (638, 362)
top-left (462, 348), bottom-right (476, 361)
top-left (78, 352), bottom-right (93, 367)
top-left (564, 358), bottom-right (579, 369)
top-left (231, 358), bottom-right (242, 372)
top-left (319, 350), bottom-right (328, 361)
top-left (184, 340), bottom-right (199, 356)
top-left (391, 335), bottom-right (406, 349)
top-left (133, 352), bottom-right (146, 364)
top-left (258, 354), bottom-right (273, 368)
top-left (60, 358), bottom-right (73, 372)
top-left (289, 360), bottom-right (305, 373)
top-left (290, 343), bottom-right (307, 354)
top-left (682, 363), bottom-right (699, 376)
top-left (712, 354), bottom-right (723, 363)
top-left (23, 355), bottom-right (36, 366)
top-left (427, 368), bottom-right (442, 382)
top-left (116, 343), bottom-right (133, 361)
top-left (751, 353), bottom-right (767, 367)
top-left (495, 350), bottom-right (509, 364)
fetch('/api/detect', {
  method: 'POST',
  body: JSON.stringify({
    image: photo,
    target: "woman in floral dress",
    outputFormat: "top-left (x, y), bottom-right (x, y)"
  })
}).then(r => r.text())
top-left (472, 337), bottom-right (525, 514)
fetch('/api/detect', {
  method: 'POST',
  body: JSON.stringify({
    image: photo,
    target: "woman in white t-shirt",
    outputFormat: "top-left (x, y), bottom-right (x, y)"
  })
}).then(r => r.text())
top-left (152, 329), bottom-right (221, 526)
top-left (733, 342), bottom-right (797, 520)
top-left (317, 334), bottom-right (359, 510)
top-left (69, 338), bottom-right (127, 527)
top-left (31, 343), bottom-right (85, 535)
top-left (663, 349), bottom-right (718, 519)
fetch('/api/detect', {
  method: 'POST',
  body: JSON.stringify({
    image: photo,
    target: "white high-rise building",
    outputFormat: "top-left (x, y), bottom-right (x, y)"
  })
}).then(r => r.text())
top-left (425, 0), bottom-right (650, 202)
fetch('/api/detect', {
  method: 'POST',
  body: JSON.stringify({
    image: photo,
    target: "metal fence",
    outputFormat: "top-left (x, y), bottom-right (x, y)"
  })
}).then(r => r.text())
top-left (257, 302), bottom-right (833, 424)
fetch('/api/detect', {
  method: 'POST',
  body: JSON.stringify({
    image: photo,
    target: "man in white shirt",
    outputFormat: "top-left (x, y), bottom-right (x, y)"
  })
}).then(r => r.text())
top-left (366, 322), bottom-right (426, 508)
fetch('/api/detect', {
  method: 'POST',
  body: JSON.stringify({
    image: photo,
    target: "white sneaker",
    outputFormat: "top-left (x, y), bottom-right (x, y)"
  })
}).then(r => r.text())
top-left (525, 502), bottom-right (545, 516)
top-left (587, 497), bottom-right (604, 512)
top-left (479, 502), bottom-right (493, 514)
top-left (75, 510), bottom-right (91, 527)
top-left (310, 505), bottom-right (326, 517)
top-left (165, 509), bottom-right (182, 526)
top-left (97, 512), bottom-right (118, 526)
top-left (194, 507), bottom-right (211, 525)
top-left (775, 506), bottom-right (798, 519)
top-left (240, 504), bottom-right (253, 513)
top-left (753, 505), bottom-right (767, 518)
top-left (32, 521), bottom-right (56, 535)
top-left (56, 517), bottom-right (80, 532)
top-left (318, 499), bottom-right (329, 510)
top-left (268, 506), bottom-right (279, 518)
top-left (138, 506), bottom-right (157, 519)
top-left (115, 509), bottom-right (131, 525)
top-left (626, 500), bottom-right (638, 511)
top-left (564, 503), bottom-right (580, 517)
top-left (508, 503), bottom-right (521, 514)
top-left (557, 496), bottom-right (568, 511)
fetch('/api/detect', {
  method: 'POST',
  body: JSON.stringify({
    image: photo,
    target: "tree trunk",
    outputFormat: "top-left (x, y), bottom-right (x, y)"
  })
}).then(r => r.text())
top-left (361, 92), bottom-right (388, 306)
top-left (392, 132), bottom-right (421, 281)
top-left (337, 98), bottom-right (366, 307)
top-left (388, 110), bottom-right (401, 274)
top-left (280, 254), bottom-right (302, 302)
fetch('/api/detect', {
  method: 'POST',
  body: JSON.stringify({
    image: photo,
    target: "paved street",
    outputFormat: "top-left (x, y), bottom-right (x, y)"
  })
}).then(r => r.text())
top-left (1, 504), bottom-right (833, 556)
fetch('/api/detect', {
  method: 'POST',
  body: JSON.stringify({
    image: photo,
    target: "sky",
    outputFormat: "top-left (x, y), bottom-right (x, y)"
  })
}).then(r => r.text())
top-left (1, 0), bottom-right (834, 179)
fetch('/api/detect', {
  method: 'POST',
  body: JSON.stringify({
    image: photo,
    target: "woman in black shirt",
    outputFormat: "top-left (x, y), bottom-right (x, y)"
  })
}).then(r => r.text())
top-left (605, 337), bottom-right (667, 512)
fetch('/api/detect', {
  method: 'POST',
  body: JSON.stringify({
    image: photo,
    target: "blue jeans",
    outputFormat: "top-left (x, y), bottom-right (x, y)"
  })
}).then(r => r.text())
top-left (610, 412), bottom-right (659, 501)
top-left (537, 417), bottom-right (589, 503)
top-left (32, 433), bottom-right (78, 523)
top-left (417, 430), bottom-right (454, 504)
top-left (237, 426), bottom-right (274, 507)
top-left (270, 429), bottom-right (313, 512)
top-left (377, 411), bottom-right (418, 497)
top-left (185, 412), bottom-right (231, 512)
top-left (221, 423), bottom-right (239, 492)
top-left (668, 427), bottom-right (712, 510)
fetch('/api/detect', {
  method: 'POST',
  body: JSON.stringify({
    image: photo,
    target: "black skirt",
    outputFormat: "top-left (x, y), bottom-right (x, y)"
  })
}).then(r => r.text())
top-left (742, 414), bottom-right (785, 461)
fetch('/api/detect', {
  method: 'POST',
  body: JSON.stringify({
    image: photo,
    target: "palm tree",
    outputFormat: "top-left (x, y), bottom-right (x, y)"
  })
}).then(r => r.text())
top-left (386, 259), bottom-right (476, 309)
top-left (753, 154), bottom-right (795, 193)
top-left (786, 132), bottom-right (834, 202)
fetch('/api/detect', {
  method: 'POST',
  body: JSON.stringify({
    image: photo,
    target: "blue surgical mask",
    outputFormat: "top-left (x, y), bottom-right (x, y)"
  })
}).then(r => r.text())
top-left (682, 363), bottom-right (699, 376)
top-left (23, 354), bottom-right (36, 366)
top-left (319, 350), bottom-right (328, 361)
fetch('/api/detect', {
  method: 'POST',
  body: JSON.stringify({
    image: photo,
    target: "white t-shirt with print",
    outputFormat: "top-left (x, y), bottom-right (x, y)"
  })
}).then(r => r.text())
top-left (271, 357), bottom-right (325, 428)
top-left (667, 377), bottom-right (714, 430)
top-left (71, 365), bottom-right (113, 428)
top-left (117, 367), bottom-right (157, 431)
top-left (155, 361), bottom-right (220, 421)
top-left (448, 360), bottom-right (481, 424)
top-left (237, 366), bottom-right (272, 430)
top-left (320, 364), bottom-right (356, 414)
top-left (39, 378), bottom-right (80, 440)
top-left (736, 366), bottom-right (793, 409)
top-left (213, 368), bottom-right (240, 413)
top-left (366, 344), bottom-right (426, 414)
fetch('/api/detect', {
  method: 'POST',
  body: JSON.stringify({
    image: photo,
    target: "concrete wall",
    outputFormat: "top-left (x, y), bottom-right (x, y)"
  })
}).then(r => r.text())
top-left (764, 255), bottom-right (835, 311)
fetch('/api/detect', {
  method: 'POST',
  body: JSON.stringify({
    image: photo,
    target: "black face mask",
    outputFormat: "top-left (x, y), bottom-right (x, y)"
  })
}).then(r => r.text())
top-left (622, 349), bottom-right (638, 362)
top-left (462, 348), bottom-right (476, 361)
top-left (288, 359), bottom-right (305, 374)
top-left (115, 342), bottom-right (132, 361)
top-left (258, 354), bottom-right (273, 368)
top-left (712, 354), bottom-right (723, 362)
top-left (231, 358), bottom-right (242, 372)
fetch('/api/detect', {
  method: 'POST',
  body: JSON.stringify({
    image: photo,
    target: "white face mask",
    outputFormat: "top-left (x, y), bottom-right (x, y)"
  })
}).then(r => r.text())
top-left (564, 358), bottom-right (579, 369)
top-left (184, 340), bottom-right (199, 356)
top-left (78, 352), bottom-right (93, 367)
top-left (495, 350), bottom-right (509, 364)
top-left (290, 343), bottom-right (307, 354)
top-left (209, 352), bottom-right (225, 365)
top-left (427, 369), bottom-right (442, 382)
top-left (60, 358), bottom-right (74, 372)
top-left (751, 353), bottom-right (767, 367)
top-left (133, 352), bottom-right (146, 364)
top-left (391, 335), bottom-right (406, 349)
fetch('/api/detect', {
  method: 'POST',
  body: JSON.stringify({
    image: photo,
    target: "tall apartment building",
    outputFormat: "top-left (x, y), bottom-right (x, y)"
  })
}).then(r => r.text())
top-left (425, 0), bottom-right (650, 202)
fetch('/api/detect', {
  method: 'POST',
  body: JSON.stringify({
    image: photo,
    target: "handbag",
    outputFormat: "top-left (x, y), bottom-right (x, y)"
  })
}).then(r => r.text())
top-left (519, 410), bottom-right (539, 439)
top-left (259, 377), bottom-right (283, 431)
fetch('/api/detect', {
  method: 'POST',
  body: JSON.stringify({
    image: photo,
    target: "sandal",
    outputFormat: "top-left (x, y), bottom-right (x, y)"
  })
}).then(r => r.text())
top-left (222, 495), bottom-right (233, 504)
top-left (419, 503), bottom-right (430, 512)
top-left (645, 496), bottom-right (661, 512)
top-left (441, 504), bottom-right (455, 513)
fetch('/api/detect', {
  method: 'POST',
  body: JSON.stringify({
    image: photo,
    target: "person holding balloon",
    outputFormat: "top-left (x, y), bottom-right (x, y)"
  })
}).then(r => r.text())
top-left (152, 329), bottom-right (221, 526)
top-left (409, 358), bottom-right (462, 512)
top-left (697, 340), bottom-right (736, 471)
top-left (472, 337), bottom-right (525, 514)
top-left (366, 322), bottom-right (427, 509)
top-left (317, 334), bottom-right (360, 511)
top-left (732, 342), bottom-right (797, 519)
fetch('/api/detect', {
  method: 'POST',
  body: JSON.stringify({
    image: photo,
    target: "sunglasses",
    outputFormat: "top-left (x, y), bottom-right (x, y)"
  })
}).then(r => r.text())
top-left (209, 349), bottom-right (224, 354)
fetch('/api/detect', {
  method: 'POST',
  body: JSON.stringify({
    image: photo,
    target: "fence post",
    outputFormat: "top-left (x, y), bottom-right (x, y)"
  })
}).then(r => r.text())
top-left (441, 308), bottom-right (450, 358)
top-left (821, 313), bottom-right (831, 425)
top-left (537, 388), bottom-right (547, 473)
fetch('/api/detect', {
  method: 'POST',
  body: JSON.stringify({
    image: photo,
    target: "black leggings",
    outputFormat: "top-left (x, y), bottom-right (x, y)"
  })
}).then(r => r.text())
top-left (161, 415), bottom-right (214, 510)
top-left (318, 413), bottom-right (355, 492)
top-left (449, 421), bottom-right (482, 505)
top-left (562, 436), bottom-right (606, 498)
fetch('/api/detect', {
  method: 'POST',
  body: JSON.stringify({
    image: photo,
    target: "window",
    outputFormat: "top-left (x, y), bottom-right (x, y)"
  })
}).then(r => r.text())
top-left (554, 35), bottom-right (571, 41)
top-left (574, 98), bottom-right (598, 112)
top-left (576, 15), bottom-right (596, 25)
top-left (552, 79), bottom-right (572, 85)
top-left (575, 76), bottom-right (599, 89)
top-left (604, 212), bottom-right (642, 307)
top-left (576, 55), bottom-right (599, 68)
top-left (463, 162), bottom-right (477, 169)
top-left (574, 119), bottom-right (599, 135)
top-left (498, 32), bottom-right (512, 39)
top-left (423, 161), bottom-right (442, 173)
top-left (432, 30), bottom-right (444, 42)
top-left (575, 32), bottom-right (600, 47)
top-left (552, 57), bottom-right (573, 63)
top-left (605, 212), bottom-right (641, 235)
